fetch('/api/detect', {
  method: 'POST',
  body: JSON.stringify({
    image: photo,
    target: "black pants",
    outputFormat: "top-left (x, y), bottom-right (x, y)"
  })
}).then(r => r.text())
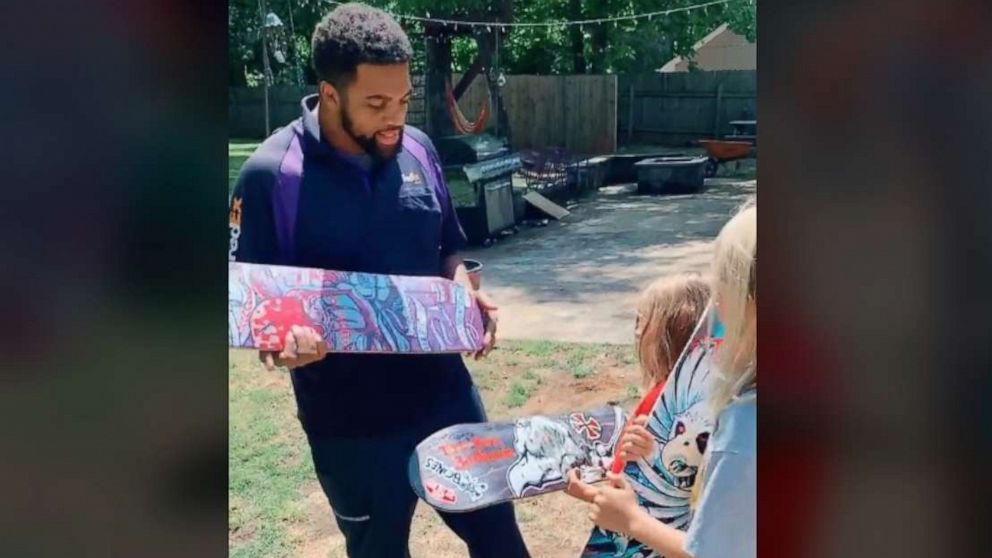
top-left (305, 387), bottom-right (531, 558)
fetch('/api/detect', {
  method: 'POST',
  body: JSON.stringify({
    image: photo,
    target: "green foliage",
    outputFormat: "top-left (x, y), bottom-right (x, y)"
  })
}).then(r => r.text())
top-left (572, 364), bottom-right (595, 379)
top-left (626, 384), bottom-right (641, 400)
top-left (505, 381), bottom-right (532, 408)
top-left (229, 0), bottom-right (756, 81)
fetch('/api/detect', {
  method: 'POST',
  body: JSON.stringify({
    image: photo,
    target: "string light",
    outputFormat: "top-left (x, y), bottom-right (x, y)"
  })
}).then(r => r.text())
top-left (320, 0), bottom-right (735, 28)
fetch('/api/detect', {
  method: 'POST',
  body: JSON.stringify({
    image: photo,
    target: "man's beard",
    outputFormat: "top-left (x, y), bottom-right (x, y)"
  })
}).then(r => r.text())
top-left (340, 106), bottom-right (403, 163)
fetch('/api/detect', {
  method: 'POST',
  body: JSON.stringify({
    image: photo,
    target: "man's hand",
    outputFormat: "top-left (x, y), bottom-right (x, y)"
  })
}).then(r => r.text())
top-left (470, 289), bottom-right (498, 360)
top-left (616, 415), bottom-right (656, 464)
top-left (259, 325), bottom-right (329, 371)
top-left (441, 254), bottom-right (498, 360)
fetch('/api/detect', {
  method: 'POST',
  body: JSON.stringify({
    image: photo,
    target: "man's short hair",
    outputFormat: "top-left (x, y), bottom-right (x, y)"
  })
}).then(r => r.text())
top-left (311, 3), bottom-right (413, 89)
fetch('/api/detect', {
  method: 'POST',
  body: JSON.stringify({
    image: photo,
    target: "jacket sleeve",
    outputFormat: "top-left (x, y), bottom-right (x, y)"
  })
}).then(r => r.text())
top-left (425, 141), bottom-right (468, 258)
top-left (228, 162), bottom-right (279, 263)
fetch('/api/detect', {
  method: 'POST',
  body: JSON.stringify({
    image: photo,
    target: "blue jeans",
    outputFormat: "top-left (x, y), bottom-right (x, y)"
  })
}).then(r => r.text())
top-left (305, 386), bottom-right (530, 558)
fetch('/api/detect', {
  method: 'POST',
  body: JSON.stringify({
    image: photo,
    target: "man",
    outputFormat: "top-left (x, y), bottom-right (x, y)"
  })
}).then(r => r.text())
top-left (228, 3), bottom-right (530, 557)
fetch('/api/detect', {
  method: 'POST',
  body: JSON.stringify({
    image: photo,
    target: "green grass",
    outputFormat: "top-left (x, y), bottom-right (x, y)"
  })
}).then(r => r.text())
top-left (504, 381), bottom-right (533, 408)
top-left (511, 340), bottom-right (562, 359)
top-left (230, 339), bottom-right (638, 556)
top-left (229, 356), bottom-right (311, 558)
top-left (565, 345), bottom-right (599, 368)
top-left (626, 384), bottom-right (641, 400)
top-left (572, 364), bottom-right (596, 379)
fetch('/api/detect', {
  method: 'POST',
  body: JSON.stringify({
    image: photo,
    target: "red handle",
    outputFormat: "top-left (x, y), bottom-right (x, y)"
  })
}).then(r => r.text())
top-left (609, 379), bottom-right (666, 474)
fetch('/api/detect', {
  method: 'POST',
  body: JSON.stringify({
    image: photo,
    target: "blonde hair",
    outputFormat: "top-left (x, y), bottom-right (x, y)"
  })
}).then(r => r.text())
top-left (635, 274), bottom-right (711, 388)
top-left (710, 200), bottom-right (757, 412)
top-left (690, 200), bottom-right (756, 508)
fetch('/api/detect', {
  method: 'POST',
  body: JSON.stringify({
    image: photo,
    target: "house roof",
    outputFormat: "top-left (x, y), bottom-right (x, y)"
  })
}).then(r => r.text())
top-left (658, 23), bottom-right (755, 72)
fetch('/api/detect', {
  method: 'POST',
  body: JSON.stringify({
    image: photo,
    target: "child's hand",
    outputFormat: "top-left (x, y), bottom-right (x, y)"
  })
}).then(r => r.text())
top-left (617, 415), bottom-right (655, 464)
top-left (589, 472), bottom-right (646, 535)
top-left (565, 468), bottom-right (598, 503)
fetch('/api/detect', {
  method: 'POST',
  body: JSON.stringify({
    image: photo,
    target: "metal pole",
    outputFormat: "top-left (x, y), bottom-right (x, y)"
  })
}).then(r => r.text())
top-left (494, 26), bottom-right (499, 137)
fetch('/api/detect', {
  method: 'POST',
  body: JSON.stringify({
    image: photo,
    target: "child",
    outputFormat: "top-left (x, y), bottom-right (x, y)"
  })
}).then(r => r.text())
top-left (566, 273), bottom-right (710, 501)
top-left (634, 274), bottom-right (712, 390)
top-left (569, 202), bottom-right (756, 558)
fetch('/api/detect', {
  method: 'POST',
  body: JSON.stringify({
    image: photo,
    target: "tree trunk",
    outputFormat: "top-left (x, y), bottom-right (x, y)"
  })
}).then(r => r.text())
top-left (568, 0), bottom-right (586, 73)
top-left (425, 34), bottom-right (455, 138)
top-left (589, 24), bottom-right (608, 73)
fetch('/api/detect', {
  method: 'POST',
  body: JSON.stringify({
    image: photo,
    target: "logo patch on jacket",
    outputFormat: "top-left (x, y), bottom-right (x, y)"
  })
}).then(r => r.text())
top-left (229, 197), bottom-right (242, 227)
top-left (228, 197), bottom-right (242, 261)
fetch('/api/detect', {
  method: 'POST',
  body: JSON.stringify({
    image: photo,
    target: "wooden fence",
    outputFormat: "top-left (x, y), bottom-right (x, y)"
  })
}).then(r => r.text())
top-left (454, 74), bottom-right (617, 155)
top-left (229, 71), bottom-right (753, 151)
top-left (618, 70), bottom-right (756, 146)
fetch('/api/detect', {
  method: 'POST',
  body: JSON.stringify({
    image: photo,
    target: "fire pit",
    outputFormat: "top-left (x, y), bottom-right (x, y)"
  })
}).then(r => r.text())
top-left (634, 155), bottom-right (709, 194)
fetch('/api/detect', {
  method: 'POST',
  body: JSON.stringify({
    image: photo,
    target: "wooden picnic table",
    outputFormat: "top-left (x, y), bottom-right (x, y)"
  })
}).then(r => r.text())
top-left (725, 120), bottom-right (757, 144)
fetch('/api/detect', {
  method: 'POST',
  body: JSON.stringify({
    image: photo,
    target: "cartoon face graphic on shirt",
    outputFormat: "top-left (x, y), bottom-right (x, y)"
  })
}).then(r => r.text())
top-left (660, 413), bottom-right (711, 489)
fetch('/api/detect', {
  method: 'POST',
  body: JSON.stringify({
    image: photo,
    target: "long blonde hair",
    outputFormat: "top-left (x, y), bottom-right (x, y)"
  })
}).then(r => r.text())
top-left (710, 200), bottom-right (757, 413)
top-left (635, 274), bottom-right (711, 388)
top-left (690, 200), bottom-right (756, 508)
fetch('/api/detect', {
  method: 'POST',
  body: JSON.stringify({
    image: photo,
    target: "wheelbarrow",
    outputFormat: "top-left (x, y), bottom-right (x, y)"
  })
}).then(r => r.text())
top-left (698, 139), bottom-right (755, 178)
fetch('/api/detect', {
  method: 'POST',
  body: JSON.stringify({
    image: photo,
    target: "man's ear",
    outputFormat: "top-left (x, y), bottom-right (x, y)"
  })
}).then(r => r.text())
top-left (319, 81), bottom-right (340, 107)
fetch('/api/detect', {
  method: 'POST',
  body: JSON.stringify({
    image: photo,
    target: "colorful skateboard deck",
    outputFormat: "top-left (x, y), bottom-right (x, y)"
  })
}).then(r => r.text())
top-left (228, 261), bottom-right (485, 353)
top-left (410, 406), bottom-right (627, 513)
top-left (579, 307), bottom-right (722, 557)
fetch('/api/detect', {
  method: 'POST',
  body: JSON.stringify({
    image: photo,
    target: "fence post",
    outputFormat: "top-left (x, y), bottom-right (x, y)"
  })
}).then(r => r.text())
top-left (627, 80), bottom-right (635, 145)
top-left (713, 82), bottom-right (724, 139)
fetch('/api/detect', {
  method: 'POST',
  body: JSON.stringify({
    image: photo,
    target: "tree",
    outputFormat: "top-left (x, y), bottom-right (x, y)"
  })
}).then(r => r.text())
top-left (228, 0), bottom-right (757, 84)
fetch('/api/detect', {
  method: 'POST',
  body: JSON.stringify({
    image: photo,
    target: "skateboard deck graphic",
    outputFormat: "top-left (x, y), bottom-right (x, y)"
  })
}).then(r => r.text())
top-left (228, 261), bottom-right (484, 353)
top-left (410, 406), bottom-right (626, 513)
top-left (579, 307), bottom-right (723, 557)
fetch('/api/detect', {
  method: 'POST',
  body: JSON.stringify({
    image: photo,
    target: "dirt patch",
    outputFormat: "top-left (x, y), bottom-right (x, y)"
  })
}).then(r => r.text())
top-left (289, 485), bottom-right (344, 558)
top-left (519, 365), bottom-right (634, 416)
top-left (228, 521), bottom-right (256, 547)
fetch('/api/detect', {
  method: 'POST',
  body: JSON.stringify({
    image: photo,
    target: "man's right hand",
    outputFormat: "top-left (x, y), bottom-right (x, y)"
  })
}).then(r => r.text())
top-left (259, 325), bottom-right (329, 371)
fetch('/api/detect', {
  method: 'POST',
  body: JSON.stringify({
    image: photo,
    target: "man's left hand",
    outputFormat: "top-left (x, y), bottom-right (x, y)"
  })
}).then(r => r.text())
top-left (470, 289), bottom-right (498, 360)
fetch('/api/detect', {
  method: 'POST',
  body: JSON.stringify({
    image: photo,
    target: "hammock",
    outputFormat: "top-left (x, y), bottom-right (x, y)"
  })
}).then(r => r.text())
top-left (445, 83), bottom-right (491, 135)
